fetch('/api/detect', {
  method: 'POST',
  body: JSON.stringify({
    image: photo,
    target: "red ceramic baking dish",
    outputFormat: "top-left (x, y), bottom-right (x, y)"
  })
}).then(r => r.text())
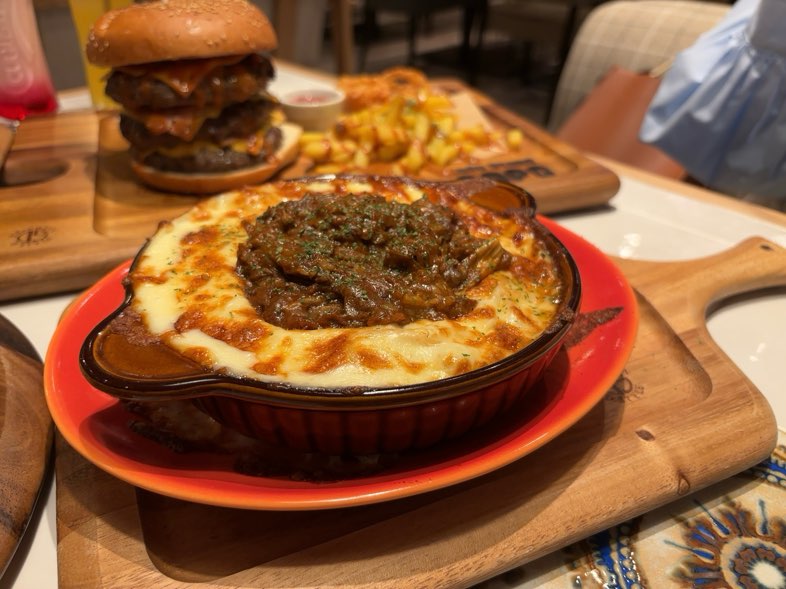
top-left (79, 175), bottom-right (581, 455)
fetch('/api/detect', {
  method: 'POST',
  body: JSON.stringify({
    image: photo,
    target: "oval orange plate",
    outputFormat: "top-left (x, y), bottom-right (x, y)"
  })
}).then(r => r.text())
top-left (44, 219), bottom-right (637, 510)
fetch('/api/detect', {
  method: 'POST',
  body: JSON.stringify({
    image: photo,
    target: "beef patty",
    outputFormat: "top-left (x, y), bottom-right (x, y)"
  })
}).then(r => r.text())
top-left (120, 98), bottom-right (276, 152)
top-left (134, 126), bottom-right (282, 173)
top-left (106, 54), bottom-right (275, 111)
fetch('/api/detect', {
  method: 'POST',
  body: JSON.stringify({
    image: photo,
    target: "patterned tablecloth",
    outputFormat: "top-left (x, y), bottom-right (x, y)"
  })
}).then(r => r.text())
top-left (475, 432), bottom-right (786, 588)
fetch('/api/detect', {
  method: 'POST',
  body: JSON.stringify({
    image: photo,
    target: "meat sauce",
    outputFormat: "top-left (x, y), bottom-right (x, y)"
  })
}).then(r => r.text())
top-left (236, 193), bottom-right (512, 329)
top-left (118, 176), bottom-right (572, 388)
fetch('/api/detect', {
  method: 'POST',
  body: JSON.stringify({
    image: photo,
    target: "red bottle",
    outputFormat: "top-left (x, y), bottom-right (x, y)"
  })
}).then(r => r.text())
top-left (0, 0), bottom-right (58, 120)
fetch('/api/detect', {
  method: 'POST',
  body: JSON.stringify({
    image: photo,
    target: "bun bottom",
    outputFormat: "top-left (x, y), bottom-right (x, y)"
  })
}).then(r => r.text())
top-left (130, 123), bottom-right (302, 195)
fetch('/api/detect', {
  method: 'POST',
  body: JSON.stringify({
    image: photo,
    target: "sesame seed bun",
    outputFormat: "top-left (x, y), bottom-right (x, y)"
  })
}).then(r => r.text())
top-left (130, 122), bottom-right (302, 195)
top-left (86, 0), bottom-right (277, 67)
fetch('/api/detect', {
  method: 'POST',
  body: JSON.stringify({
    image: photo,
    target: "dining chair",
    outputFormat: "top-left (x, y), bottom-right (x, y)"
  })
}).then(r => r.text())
top-left (548, 0), bottom-right (731, 178)
top-left (470, 0), bottom-right (602, 103)
top-left (357, 0), bottom-right (485, 72)
top-left (476, 0), bottom-right (600, 75)
top-left (271, 0), bottom-right (356, 74)
top-left (548, 0), bottom-right (730, 130)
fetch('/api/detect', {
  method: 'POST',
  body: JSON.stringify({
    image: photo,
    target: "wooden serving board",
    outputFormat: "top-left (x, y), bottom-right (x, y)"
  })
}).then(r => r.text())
top-left (0, 313), bottom-right (53, 578)
top-left (0, 111), bottom-right (141, 302)
top-left (0, 81), bottom-right (618, 301)
top-left (54, 238), bottom-right (785, 589)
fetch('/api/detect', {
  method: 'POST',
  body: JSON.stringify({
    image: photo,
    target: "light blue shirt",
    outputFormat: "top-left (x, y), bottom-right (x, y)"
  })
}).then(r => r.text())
top-left (640, 0), bottom-right (786, 208)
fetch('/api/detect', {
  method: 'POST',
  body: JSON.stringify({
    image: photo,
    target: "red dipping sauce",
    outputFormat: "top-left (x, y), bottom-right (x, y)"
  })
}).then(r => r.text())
top-left (285, 90), bottom-right (342, 106)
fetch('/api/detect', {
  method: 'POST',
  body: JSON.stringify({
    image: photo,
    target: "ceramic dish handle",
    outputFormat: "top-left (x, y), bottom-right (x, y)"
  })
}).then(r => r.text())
top-left (457, 177), bottom-right (537, 217)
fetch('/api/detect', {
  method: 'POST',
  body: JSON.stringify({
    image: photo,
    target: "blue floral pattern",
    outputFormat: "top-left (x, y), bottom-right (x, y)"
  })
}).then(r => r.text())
top-left (475, 434), bottom-right (786, 589)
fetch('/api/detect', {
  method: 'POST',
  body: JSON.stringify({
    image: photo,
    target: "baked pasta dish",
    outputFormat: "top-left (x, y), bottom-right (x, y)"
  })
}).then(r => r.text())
top-left (98, 175), bottom-right (575, 390)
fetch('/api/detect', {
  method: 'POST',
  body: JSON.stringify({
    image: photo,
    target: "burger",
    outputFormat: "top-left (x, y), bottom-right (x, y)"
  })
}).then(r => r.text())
top-left (85, 0), bottom-right (301, 194)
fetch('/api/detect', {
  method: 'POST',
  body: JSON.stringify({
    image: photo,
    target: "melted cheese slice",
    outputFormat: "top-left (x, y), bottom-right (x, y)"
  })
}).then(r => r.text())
top-left (118, 55), bottom-right (246, 98)
top-left (129, 178), bottom-right (566, 388)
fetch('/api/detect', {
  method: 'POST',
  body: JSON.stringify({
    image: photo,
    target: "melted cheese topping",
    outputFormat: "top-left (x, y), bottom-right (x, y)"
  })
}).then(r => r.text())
top-left (118, 55), bottom-right (246, 98)
top-left (151, 125), bottom-right (273, 159)
top-left (140, 108), bottom-right (283, 157)
top-left (129, 178), bottom-right (566, 388)
top-left (133, 109), bottom-right (216, 142)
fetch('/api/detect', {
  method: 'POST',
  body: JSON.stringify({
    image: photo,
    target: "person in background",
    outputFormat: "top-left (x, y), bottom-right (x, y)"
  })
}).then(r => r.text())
top-left (639, 0), bottom-right (786, 211)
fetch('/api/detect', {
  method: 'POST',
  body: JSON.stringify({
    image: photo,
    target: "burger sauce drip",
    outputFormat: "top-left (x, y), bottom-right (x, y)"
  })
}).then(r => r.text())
top-left (118, 55), bottom-right (245, 98)
top-left (158, 59), bottom-right (232, 97)
top-left (134, 110), bottom-right (210, 141)
top-left (208, 76), bottom-right (223, 110)
top-left (119, 55), bottom-right (260, 140)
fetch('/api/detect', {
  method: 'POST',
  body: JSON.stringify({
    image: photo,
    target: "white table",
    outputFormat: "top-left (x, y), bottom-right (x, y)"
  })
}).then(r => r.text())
top-left (2, 71), bottom-right (785, 588)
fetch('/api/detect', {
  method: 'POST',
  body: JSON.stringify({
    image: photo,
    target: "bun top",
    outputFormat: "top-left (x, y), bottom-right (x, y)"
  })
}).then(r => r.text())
top-left (86, 0), bottom-right (277, 67)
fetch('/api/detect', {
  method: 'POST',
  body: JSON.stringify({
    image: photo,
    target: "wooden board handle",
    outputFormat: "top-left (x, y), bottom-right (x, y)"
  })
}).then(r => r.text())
top-left (672, 237), bottom-right (785, 302)
top-left (617, 236), bottom-right (786, 298)
top-left (616, 237), bottom-right (786, 335)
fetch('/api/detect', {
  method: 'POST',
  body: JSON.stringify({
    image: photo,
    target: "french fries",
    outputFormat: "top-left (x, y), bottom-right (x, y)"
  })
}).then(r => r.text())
top-left (296, 68), bottom-right (524, 176)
